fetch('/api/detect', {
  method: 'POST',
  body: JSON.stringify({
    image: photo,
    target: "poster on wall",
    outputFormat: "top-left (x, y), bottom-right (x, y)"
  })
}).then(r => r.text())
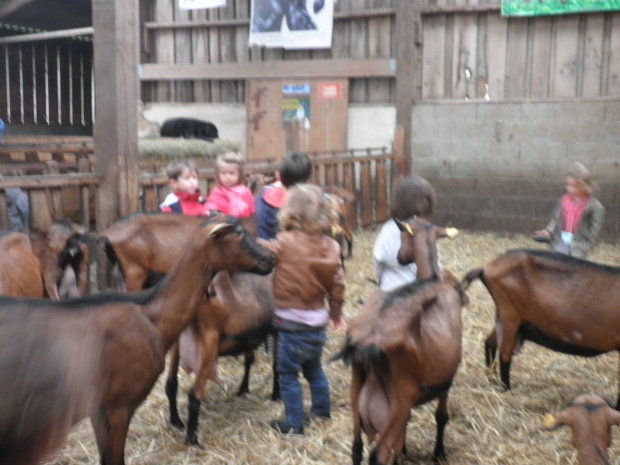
top-left (179, 0), bottom-right (226, 9)
top-left (249, 0), bottom-right (334, 49)
top-left (502, 0), bottom-right (620, 16)
top-left (282, 84), bottom-right (311, 129)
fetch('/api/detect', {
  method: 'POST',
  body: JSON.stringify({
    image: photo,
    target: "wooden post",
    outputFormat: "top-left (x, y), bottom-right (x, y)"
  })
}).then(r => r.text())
top-left (395, 1), bottom-right (420, 177)
top-left (93, 0), bottom-right (140, 230)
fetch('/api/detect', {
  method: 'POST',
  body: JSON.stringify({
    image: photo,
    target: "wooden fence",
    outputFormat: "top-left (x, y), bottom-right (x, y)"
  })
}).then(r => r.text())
top-left (0, 145), bottom-right (394, 232)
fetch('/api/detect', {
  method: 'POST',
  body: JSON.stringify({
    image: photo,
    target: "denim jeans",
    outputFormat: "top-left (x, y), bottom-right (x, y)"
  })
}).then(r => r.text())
top-left (277, 328), bottom-right (330, 428)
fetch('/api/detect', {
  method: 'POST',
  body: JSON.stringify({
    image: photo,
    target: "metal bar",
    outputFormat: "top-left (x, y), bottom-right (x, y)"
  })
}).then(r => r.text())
top-left (56, 46), bottom-right (61, 124)
top-left (18, 44), bottom-right (24, 123)
top-left (0, 27), bottom-right (93, 44)
top-left (3, 44), bottom-right (10, 122)
top-left (68, 51), bottom-right (73, 125)
top-left (44, 43), bottom-right (49, 124)
top-left (80, 52), bottom-right (85, 125)
top-left (31, 43), bottom-right (37, 124)
top-left (90, 59), bottom-right (95, 124)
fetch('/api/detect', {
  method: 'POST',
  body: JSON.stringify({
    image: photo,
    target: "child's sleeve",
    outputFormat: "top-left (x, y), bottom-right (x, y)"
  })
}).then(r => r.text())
top-left (203, 187), bottom-right (227, 214)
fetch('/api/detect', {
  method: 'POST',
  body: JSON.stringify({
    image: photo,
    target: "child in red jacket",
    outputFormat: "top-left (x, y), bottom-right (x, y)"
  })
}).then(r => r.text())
top-left (159, 159), bottom-right (208, 216)
top-left (203, 152), bottom-right (255, 219)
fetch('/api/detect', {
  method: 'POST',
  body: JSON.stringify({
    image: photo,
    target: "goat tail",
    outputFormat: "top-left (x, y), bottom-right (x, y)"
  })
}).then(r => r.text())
top-left (460, 268), bottom-right (483, 292)
top-left (331, 337), bottom-right (389, 380)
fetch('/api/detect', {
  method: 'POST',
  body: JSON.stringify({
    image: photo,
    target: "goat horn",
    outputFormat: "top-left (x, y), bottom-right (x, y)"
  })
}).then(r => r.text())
top-left (209, 223), bottom-right (230, 237)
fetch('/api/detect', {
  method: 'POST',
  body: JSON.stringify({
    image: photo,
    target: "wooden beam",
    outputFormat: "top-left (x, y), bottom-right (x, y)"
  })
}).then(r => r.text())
top-left (0, 27), bottom-right (93, 44)
top-left (93, 0), bottom-right (139, 229)
top-left (139, 58), bottom-right (395, 81)
top-left (394, 1), bottom-right (418, 176)
top-left (142, 8), bottom-right (396, 30)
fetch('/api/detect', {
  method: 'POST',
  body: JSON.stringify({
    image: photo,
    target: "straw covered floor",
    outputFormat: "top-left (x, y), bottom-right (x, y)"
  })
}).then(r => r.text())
top-left (44, 228), bottom-right (620, 465)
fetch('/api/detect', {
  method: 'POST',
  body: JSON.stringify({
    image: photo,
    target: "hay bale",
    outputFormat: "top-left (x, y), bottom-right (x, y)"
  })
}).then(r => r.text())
top-left (139, 138), bottom-right (242, 162)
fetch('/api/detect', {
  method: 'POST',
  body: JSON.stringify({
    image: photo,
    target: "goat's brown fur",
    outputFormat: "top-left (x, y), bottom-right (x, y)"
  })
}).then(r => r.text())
top-left (323, 185), bottom-right (356, 259)
top-left (461, 250), bottom-right (620, 406)
top-left (102, 213), bottom-right (276, 444)
top-left (338, 217), bottom-right (464, 465)
top-left (0, 218), bottom-right (274, 465)
top-left (543, 394), bottom-right (620, 465)
top-left (0, 232), bottom-right (44, 298)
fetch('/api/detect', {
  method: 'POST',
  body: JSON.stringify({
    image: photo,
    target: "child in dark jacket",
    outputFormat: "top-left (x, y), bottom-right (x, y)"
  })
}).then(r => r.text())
top-left (258, 183), bottom-right (346, 435)
top-left (255, 151), bottom-right (312, 240)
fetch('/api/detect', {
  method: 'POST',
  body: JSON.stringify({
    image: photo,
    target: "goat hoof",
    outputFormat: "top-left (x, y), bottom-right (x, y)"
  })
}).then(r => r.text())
top-left (185, 434), bottom-right (201, 447)
top-left (170, 417), bottom-right (185, 430)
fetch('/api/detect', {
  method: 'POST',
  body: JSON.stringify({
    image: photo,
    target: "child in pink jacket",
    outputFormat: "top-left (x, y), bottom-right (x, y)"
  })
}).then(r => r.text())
top-left (204, 152), bottom-right (255, 219)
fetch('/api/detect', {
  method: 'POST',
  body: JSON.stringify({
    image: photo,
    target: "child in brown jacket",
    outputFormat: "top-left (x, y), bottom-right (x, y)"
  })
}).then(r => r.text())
top-left (259, 183), bottom-right (345, 435)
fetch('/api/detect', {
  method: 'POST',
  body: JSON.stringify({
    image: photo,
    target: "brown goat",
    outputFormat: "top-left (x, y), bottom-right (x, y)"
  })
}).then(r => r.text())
top-left (30, 221), bottom-right (90, 299)
top-left (0, 217), bottom-right (274, 465)
top-left (336, 217), bottom-right (464, 465)
top-left (165, 270), bottom-right (276, 445)
top-left (323, 185), bottom-right (356, 259)
top-left (543, 394), bottom-right (620, 465)
top-left (461, 250), bottom-right (620, 406)
top-left (101, 213), bottom-right (278, 443)
top-left (0, 232), bottom-right (44, 297)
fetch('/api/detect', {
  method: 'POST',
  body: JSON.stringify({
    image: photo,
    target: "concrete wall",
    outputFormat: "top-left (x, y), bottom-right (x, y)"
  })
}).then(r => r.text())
top-left (141, 103), bottom-right (396, 153)
top-left (411, 100), bottom-right (620, 242)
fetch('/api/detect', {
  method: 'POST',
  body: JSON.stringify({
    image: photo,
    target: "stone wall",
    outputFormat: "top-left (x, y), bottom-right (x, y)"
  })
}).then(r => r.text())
top-left (411, 100), bottom-right (620, 241)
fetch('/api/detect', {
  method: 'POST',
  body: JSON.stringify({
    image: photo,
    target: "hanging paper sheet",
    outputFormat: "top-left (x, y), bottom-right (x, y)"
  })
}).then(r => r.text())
top-left (249, 0), bottom-right (334, 49)
top-left (179, 0), bottom-right (226, 10)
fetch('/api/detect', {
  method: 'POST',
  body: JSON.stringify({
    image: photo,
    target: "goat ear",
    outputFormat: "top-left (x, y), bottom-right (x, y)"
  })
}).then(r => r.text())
top-left (209, 222), bottom-right (235, 238)
top-left (604, 407), bottom-right (620, 426)
top-left (394, 218), bottom-right (414, 236)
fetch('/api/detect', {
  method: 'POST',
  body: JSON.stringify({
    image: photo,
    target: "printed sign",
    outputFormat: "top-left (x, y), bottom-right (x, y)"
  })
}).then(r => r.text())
top-left (179, 0), bottom-right (226, 10)
top-left (318, 82), bottom-right (343, 100)
top-left (502, 0), bottom-right (620, 16)
top-left (249, 0), bottom-right (334, 49)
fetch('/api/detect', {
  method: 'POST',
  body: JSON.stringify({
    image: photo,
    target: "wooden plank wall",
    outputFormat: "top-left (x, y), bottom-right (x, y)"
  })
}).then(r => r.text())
top-left (140, 0), bottom-right (396, 104)
top-left (419, 0), bottom-right (620, 101)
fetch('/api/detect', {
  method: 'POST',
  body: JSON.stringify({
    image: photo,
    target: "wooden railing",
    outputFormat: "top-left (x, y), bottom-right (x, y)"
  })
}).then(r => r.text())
top-left (0, 144), bottom-right (394, 232)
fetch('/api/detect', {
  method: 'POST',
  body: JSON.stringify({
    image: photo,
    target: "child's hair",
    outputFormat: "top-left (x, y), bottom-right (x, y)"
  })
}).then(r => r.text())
top-left (390, 176), bottom-right (437, 220)
top-left (566, 162), bottom-right (594, 195)
top-left (279, 151), bottom-right (312, 187)
top-left (215, 151), bottom-right (245, 183)
top-left (165, 159), bottom-right (197, 181)
top-left (278, 183), bottom-right (330, 234)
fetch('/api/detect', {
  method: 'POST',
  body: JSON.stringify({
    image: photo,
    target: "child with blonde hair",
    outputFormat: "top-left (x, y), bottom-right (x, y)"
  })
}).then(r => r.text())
top-left (258, 183), bottom-right (345, 435)
top-left (533, 161), bottom-right (605, 259)
top-left (203, 152), bottom-right (255, 218)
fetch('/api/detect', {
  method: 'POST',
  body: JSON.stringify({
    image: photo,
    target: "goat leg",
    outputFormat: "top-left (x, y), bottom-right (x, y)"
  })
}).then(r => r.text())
top-left (484, 329), bottom-right (498, 368)
top-left (186, 389), bottom-right (201, 446)
top-left (91, 407), bottom-right (131, 465)
top-left (236, 350), bottom-right (255, 396)
top-left (432, 394), bottom-right (450, 462)
top-left (165, 342), bottom-right (184, 429)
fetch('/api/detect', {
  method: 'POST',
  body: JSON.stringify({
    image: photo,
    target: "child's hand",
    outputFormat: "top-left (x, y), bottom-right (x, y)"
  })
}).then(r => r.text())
top-left (331, 316), bottom-right (347, 334)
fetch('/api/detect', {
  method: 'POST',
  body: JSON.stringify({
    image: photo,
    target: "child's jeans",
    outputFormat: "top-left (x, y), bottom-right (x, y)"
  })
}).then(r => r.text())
top-left (277, 328), bottom-right (330, 428)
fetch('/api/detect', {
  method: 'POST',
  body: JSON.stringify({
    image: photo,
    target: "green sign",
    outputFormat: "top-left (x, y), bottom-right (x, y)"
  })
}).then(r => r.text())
top-left (502, 0), bottom-right (620, 16)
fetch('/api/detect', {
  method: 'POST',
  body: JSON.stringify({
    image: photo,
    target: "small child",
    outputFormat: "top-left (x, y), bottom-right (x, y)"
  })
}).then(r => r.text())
top-left (255, 151), bottom-right (313, 240)
top-left (258, 184), bottom-right (345, 435)
top-left (533, 162), bottom-right (605, 259)
top-left (203, 152), bottom-right (255, 218)
top-left (373, 176), bottom-right (437, 292)
top-left (159, 159), bottom-right (208, 216)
